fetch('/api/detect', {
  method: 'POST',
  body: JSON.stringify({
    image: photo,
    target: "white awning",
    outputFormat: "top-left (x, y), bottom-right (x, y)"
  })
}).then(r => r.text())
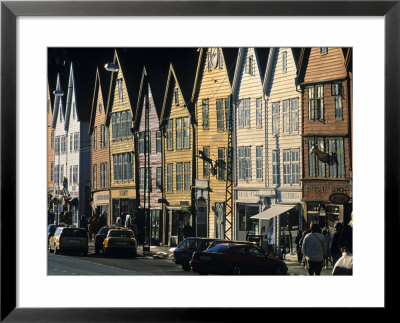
top-left (250, 204), bottom-right (295, 220)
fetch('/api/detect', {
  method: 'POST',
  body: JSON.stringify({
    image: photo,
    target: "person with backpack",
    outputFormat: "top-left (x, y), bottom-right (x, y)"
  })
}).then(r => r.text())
top-left (301, 223), bottom-right (326, 275)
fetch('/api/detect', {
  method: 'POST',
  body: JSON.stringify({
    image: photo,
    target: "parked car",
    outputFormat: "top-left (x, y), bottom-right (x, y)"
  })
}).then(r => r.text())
top-left (210, 239), bottom-right (258, 248)
top-left (173, 237), bottom-right (216, 271)
top-left (190, 243), bottom-right (288, 275)
top-left (103, 227), bottom-right (137, 258)
top-left (47, 224), bottom-right (65, 247)
top-left (48, 227), bottom-right (88, 256)
top-left (94, 226), bottom-right (111, 254)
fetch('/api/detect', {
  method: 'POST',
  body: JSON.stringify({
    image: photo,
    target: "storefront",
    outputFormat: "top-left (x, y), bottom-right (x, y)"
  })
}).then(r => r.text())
top-left (93, 191), bottom-right (110, 225)
top-left (110, 188), bottom-right (137, 225)
top-left (193, 179), bottom-right (209, 239)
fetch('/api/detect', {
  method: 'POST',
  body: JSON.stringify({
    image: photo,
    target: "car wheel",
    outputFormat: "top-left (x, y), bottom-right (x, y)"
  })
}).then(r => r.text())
top-left (232, 264), bottom-right (241, 275)
top-left (131, 248), bottom-right (137, 258)
top-left (53, 244), bottom-right (58, 254)
top-left (182, 263), bottom-right (191, 271)
top-left (275, 266), bottom-right (287, 275)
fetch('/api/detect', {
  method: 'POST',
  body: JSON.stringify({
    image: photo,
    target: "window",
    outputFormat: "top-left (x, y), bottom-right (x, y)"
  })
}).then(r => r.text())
top-left (238, 146), bottom-right (251, 181)
top-left (225, 97), bottom-right (230, 131)
top-left (216, 99), bottom-right (224, 131)
top-left (256, 98), bottom-right (262, 128)
top-left (54, 166), bottom-right (59, 185)
top-left (207, 53), bottom-right (212, 71)
top-left (167, 119), bottom-right (173, 150)
top-left (70, 133), bottom-right (73, 152)
top-left (174, 88), bottom-right (179, 106)
top-left (246, 55), bottom-right (254, 75)
top-left (176, 163), bottom-right (183, 191)
top-left (74, 133), bottom-right (79, 151)
top-left (332, 83), bottom-right (343, 120)
top-left (100, 124), bottom-right (107, 147)
top-left (272, 150), bottom-right (279, 185)
top-left (100, 163), bottom-right (107, 188)
top-left (139, 167), bottom-right (151, 191)
top-left (139, 132), bottom-right (150, 155)
top-left (176, 118), bottom-right (182, 150)
top-left (156, 131), bottom-right (162, 153)
top-left (167, 164), bottom-right (173, 192)
top-left (292, 150), bottom-right (300, 184)
top-left (69, 166), bottom-right (72, 185)
top-left (283, 150), bottom-right (299, 185)
top-left (183, 118), bottom-right (190, 149)
top-left (55, 136), bottom-right (60, 154)
top-left (217, 148), bottom-right (225, 180)
top-left (60, 136), bottom-right (65, 154)
top-left (72, 103), bottom-right (76, 119)
top-left (272, 102), bottom-right (280, 134)
top-left (328, 138), bottom-right (345, 178)
top-left (99, 103), bottom-right (102, 113)
top-left (50, 162), bottom-right (54, 182)
top-left (112, 110), bottom-right (131, 139)
top-left (118, 78), bottom-right (123, 101)
top-left (73, 166), bottom-right (78, 184)
top-left (291, 98), bottom-right (299, 132)
top-left (139, 132), bottom-right (144, 154)
top-left (202, 99), bottom-right (209, 129)
top-left (238, 99), bottom-right (250, 128)
top-left (308, 85), bottom-right (324, 121)
top-left (184, 162), bottom-right (190, 191)
top-left (51, 130), bottom-right (54, 149)
top-left (93, 127), bottom-right (97, 150)
top-left (321, 48), bottom-right (328, 55)
top-left (256, 146), bottom-right (263, 180)
top-left (283, 100), bottom-right (290, 133)
top-left (218, 51), bottom-right (223, 69)
top-left (282, 51), bottom-right (287, 73)
top-left (93, 164), bottom-right (97, 189)
top-left (156, 167), bottom-right (162, 191)
top-left (308, 138), bottom-right (326, 177)
top-left (203, 146), bottom-right (210, 178)
top-left (113, 152), bottom-right (133, 182)
top-left (60, 165), bottom-right (64, 182)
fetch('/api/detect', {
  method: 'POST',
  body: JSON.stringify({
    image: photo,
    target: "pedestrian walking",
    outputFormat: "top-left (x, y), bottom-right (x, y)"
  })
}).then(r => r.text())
top-left (340, 213), bottom-right (353, 254)
top-left (295, 230), bottom-right (303, 264)
top-left (301, 223), bottom-right (326, 276)
top-left (115, 216), bottom-right (122, 228)
top-left (330, 222), bottom-right (343, 267)
top-left (322, 227), bottom-right (332, 268)
top-left (79, 215), bottom-right (88, 231)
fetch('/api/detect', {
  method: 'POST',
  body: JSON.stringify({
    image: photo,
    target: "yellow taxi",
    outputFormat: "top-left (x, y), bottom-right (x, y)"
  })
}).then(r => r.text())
top-left (103, 227), bottom-right (137, 258)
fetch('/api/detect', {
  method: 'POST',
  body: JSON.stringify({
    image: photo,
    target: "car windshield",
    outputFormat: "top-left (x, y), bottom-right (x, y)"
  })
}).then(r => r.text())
top-left (61, 229), bottom-right (87, 238)
top-left (204, 244), bottom-right (231, 253)
top-left (98, 227), bottom-right (110, 235)
top-left (108, 230), bottom-right (133, 238)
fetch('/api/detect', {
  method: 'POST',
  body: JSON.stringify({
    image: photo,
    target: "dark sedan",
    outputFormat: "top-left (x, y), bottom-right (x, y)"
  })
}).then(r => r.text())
top-left (173, 237), bottom-right (216, 271)
top-left (94, 226), bottom-right (110, 254)
top-left (190, 243), bottom-right (288, 275)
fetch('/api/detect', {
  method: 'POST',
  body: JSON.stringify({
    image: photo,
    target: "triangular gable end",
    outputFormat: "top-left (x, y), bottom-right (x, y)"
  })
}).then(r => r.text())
top-left (89, 68), bottom-right (101, 135)
top-left (64, 62), bottom-right (76, 132)
top-left (51, 73), bottom-right (64, 129)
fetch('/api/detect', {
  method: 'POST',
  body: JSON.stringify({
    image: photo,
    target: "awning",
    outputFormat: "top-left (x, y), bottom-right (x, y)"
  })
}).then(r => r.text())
top-left (250, 204), bottom-right (295, 220)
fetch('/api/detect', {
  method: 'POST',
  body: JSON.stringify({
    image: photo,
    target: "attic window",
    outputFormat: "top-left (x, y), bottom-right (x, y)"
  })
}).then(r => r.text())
top-left (246, 55), bottom-right (254, 75)
top-left (174, 88), bottom-right (179, 106)
top-left (282, 51), bottom-right (287, 73)
top-left (72, 103), bottom-right (76, 119)
top-left (118, 78), bottom-right (123, 101)
top-left (99, 103), bottom-right (102, 113)
top-left (321, 48), bottom-right (328, 55)
top-left (218, 51), bottom-right (223, 69)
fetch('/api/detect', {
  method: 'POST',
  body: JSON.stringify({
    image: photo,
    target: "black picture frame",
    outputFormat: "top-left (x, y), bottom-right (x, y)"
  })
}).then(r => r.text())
top-left (1, 0), bottom-right (396, 321)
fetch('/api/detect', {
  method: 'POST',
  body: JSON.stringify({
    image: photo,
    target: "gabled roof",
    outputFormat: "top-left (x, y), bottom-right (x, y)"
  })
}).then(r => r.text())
top-left (191, 48), bottom-right (239, 103)
top-left (160, 50), bottom-right (199, 126)
top-left (231, 48), bottom-right (270, 100)
top-left (296, 48), bottom-right (311, 84)
top-left (51, 72), bottom-right (68, 129)
top-left (263, 48), bottom-right (301, 96)
top-left (88, 66), bottom-right (111, 134)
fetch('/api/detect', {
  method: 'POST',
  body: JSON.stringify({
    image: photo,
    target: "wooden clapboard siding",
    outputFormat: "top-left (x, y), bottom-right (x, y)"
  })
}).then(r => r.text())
top-left (163, 78), bottom-right (193, 207)
top-left (266, 48), bottom-right (302, 189)
top-left (109, 65), bottom-right (135, 189)
top-left (195, 48), bottom-right (232, 238)
top-left (235, 48), bottom-right (266, 189)
top-left (137, 85), bottom-right (162, 209)
top-left (304, 48), bottom-right (347, 84)
top-left (91, 77), bottom-right (109, 192)
top-left (47, 85), bottom-right (54, 191)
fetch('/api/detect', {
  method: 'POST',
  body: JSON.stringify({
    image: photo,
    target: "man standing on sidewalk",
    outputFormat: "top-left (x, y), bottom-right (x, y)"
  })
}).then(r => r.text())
top-left (301, 223), bottom-right (326, 275)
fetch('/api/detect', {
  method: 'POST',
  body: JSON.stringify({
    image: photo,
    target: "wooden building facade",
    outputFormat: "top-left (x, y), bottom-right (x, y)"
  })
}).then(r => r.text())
top-left (298, 47), bottom-right (353, 234)
top-left (89, 67), bottom-right (111, 225)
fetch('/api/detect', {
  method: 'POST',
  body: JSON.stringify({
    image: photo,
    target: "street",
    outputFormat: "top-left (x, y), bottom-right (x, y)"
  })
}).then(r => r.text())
top-left (48, 245), bottom-right (334, 276)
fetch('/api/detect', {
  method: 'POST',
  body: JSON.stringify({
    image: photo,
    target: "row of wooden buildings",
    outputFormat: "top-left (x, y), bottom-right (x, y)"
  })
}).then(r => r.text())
top-left (47, 47), bottom-right (352, 254)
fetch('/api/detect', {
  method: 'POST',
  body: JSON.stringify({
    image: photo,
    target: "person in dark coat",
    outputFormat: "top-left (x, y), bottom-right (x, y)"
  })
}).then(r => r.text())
top-left (330, 222), bottom-right (343, 266)
top-left (295, 230), bottom-right (303, 263)
top-left (79, 215), bottom-right (88, 231)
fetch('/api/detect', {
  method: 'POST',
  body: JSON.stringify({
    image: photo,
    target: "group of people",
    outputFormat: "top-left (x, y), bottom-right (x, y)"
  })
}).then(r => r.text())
top-left (295, 216), bottom-right (353, 275)
top-left (79, 211), bottom-right (107, 240)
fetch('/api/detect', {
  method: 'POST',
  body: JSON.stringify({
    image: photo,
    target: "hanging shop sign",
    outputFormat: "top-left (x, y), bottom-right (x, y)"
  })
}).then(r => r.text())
top-left (329, 193), bottom-right (350, 204)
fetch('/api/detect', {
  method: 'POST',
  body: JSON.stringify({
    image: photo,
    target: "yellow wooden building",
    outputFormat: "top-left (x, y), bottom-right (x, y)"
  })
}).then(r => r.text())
top-left (159, 57), bottom-right (198, 245)
top-left (191, 48), bottom-right (238, 239)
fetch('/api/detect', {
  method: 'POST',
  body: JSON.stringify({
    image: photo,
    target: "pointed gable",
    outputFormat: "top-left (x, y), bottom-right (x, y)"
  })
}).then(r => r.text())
top-left (51, 72), bottom-right (67, 129)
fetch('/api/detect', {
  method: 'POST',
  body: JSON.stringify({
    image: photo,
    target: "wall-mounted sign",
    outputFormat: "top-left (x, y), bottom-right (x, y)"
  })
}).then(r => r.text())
top-left (329, 193), bottom-right (350, 204)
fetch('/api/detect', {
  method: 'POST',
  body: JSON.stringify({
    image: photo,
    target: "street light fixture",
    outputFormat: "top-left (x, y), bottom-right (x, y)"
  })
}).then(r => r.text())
top-left (104, 63), bottom-right (119, 72)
